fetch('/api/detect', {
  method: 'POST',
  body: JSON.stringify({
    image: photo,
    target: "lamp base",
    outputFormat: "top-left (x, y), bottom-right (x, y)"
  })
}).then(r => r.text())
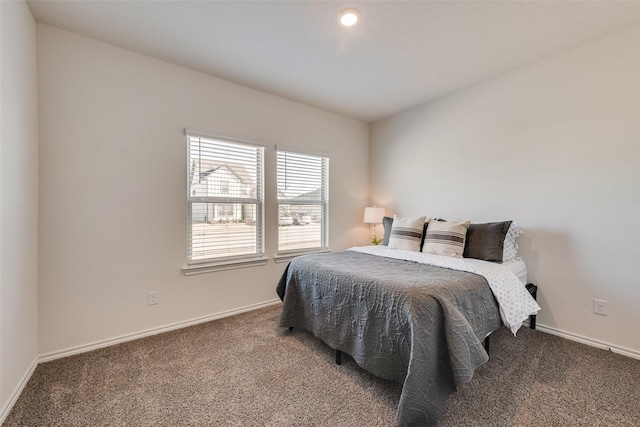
top-left (370, 224), bottom-right (382, 245)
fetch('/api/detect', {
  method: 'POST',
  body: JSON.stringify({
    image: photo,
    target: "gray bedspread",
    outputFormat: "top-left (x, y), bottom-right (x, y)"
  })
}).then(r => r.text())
top-left (277, 251), bottom-right (501, 426)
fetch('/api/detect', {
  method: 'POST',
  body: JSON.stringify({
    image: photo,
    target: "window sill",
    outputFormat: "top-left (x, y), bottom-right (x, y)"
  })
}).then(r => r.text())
top-left (274, 248), bottom-right (330, 264)
top-left (183, 256), bottom-right (268, 275)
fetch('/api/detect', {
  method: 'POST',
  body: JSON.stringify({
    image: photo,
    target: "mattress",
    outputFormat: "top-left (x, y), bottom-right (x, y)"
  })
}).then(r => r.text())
top-left (350, 246), bottom-right (539, 334)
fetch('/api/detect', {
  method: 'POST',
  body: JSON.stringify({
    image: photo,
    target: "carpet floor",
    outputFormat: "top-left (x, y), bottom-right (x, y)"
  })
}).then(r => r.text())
top-left (4, 305), bottom-right (639, 426)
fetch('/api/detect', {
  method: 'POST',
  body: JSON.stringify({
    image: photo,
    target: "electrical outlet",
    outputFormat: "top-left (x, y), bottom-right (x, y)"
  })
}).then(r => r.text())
top-left (593, 299), bottom-right (607, 316)
top-left (148, 291), bottom-right (159, 306)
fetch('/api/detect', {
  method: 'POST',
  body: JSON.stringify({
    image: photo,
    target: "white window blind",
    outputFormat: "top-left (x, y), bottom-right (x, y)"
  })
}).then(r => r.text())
top-left (277, 150), bottom-right (329, 254)
top-left (187, 131), bottom-right (264, 264)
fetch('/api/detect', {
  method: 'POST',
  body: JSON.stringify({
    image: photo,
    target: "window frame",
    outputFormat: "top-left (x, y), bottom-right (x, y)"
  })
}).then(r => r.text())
top-left (275, 147), bottom-right (329, 261)
top-left (183, 129), bottom-right (266, 274)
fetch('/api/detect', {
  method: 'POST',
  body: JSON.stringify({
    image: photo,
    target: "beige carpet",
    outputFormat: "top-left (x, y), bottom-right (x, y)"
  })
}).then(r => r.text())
top-left (5, 305), bottom-right (639, 426)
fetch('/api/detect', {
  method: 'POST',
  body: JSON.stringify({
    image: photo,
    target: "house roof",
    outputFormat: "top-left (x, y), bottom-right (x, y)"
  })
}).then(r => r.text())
top-left (191, 160), bottom-right (256, 189)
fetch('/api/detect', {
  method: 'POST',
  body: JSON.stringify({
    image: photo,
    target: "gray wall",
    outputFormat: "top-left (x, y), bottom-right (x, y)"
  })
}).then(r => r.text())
top-left (36, 24), bottom-right (370, 356)
top-left (0, 0), bottom-right (40, 419)
top-left (371, 25), bottom-right (640, 355)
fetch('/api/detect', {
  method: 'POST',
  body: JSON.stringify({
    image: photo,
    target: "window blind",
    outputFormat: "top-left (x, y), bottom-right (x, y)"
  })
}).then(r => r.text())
top-left (277, 150), bottom-right (329, 253)
top-left (187, 132), bottom-right (264, 263)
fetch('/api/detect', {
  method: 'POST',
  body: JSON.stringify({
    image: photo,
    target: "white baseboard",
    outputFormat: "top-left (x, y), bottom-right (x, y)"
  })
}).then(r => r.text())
top-left (0, 355), bottom-right (39, 425)
top-left (39, 299), bottom-right (281, 363)
top-left (536, 323), bottom-right (640, 360)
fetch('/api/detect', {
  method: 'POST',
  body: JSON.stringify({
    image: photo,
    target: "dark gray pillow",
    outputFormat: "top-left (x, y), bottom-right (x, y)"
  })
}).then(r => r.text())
top-left (463, 221), bottom-right (512, 262)
top-left (381, 216), bottom-right (393, 246)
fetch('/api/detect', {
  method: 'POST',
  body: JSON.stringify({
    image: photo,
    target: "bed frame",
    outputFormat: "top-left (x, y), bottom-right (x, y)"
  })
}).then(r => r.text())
top-left (526, 283), bottom-right (538, 329)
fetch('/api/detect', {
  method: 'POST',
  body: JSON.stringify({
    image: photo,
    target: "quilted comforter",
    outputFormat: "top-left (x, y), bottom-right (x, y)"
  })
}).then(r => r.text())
top-left (277, 250), bottom-right (503, 426)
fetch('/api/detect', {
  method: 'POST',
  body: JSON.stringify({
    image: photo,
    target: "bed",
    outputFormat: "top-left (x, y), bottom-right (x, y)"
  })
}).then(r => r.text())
top-left (276, 220), bottom-right (540, 426)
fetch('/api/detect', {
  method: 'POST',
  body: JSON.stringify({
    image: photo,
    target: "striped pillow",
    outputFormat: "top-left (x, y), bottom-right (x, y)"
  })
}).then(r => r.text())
top-left (422, 219), bottom-right (471, 258)
top-left (388, 215), bottom-right (426, 251)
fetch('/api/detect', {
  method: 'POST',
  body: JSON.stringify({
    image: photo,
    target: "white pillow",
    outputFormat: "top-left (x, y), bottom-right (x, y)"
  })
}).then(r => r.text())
top-left (388, 215), bottom-right (426, 252)
top-left (502, 222), bottom-right (522, 262)
top-left (422, 219), bottom-right (470, 258)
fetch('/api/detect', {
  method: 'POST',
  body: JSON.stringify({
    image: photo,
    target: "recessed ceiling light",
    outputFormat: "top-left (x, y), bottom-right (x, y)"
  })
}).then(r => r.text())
top-left (339, 8), bottom-right (360, 27)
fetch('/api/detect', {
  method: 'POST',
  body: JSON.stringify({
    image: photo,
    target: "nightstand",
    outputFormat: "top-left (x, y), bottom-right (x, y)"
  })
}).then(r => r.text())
top-left (526, 283), bottom-right (538, 329)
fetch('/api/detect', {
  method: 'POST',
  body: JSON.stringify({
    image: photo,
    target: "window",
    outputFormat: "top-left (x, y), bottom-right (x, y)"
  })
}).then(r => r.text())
top-left (186, 131), bottom-right (264, 267)
top-left (277, 149), bottom-right (329, 254)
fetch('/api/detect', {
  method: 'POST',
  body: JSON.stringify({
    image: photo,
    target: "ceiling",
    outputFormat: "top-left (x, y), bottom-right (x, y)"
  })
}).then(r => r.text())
top-left (27, 1), bottom-right (640, 123)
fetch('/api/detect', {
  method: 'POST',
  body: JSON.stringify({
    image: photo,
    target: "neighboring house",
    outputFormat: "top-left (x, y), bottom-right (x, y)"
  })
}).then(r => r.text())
top-left (189, 159), bottom-right (257, 223)
top-left (277, 187), bottom-right (322, 220)
top-left (294, 188), bottom-right (322, 201)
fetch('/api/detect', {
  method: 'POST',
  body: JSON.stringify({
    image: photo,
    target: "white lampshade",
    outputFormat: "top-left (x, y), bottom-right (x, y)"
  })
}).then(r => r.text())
top-left (363, 207), bottom-right (385, 224)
